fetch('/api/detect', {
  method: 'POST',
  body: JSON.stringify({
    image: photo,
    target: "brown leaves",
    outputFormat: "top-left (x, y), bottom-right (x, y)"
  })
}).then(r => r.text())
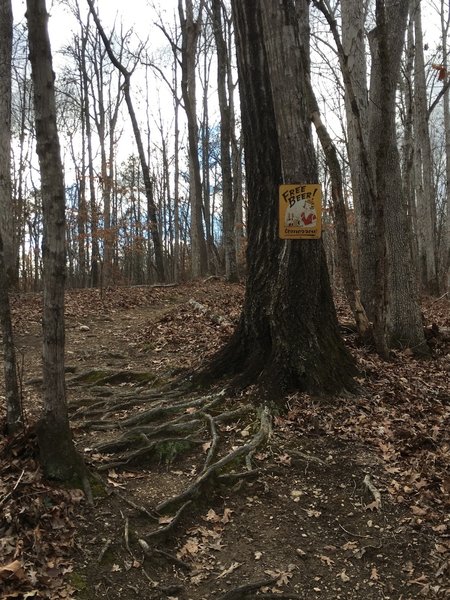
top-left (0, 432), bottom-right (81, 599)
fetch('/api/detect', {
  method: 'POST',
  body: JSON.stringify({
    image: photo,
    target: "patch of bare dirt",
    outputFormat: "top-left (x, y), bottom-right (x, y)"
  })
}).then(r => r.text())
top-left (1, 281), bottom-right (449, 599)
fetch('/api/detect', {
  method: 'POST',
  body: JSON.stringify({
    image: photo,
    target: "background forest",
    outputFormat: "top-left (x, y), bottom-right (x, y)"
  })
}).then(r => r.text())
top-left (1, 0), bottom-right (449, 296)
top-left (1, 1), bottom-right (450, 599)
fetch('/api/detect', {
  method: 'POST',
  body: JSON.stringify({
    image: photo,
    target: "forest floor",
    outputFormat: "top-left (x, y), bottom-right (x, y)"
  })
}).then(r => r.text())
top-left (0, 280), bottom-right (449, 600)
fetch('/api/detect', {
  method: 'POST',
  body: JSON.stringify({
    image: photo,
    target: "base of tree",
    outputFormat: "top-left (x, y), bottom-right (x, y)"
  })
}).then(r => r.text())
top-left (37, 415), bottom-right (87, 484)
top-left (193, 317), bottom-right (358, 400)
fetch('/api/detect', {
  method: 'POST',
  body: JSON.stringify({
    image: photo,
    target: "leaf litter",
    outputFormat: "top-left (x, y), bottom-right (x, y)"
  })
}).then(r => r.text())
top-left (0, 281), bottom-right (449, 598)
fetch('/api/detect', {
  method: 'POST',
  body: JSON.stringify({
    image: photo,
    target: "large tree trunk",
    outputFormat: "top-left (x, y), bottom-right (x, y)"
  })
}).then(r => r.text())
top-left (201, 0), bottom-right (355, 396)
top-left (27, 0), bottom-right (85, 480)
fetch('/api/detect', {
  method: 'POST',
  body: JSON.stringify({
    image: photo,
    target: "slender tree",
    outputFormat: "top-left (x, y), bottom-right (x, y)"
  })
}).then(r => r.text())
top-left (0, 0), bottom-right (17, 286)
top-left (211, 0), bottom-right (239, 282)
top-left (26, 0), bottom-right (86, 480)
top-left (179, 0), bottom-right (208, 277)
top-left (201, 0), bottom-right (355, 395)
top-left (412, 0), bottom-right (438, 294)
top-left (87, 0), bottom-right (166, 282)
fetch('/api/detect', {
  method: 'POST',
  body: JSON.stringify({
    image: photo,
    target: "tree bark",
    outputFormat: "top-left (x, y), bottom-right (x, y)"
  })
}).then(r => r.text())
top-left (340, 0), bottom-right (376, 319)
top-left (200, 0), bottom-right (356, 396)
top-left (368, 0), bottom-right (427, 353)
top-left (0, 232), bottom-right (22, 434)
top-left (211, 0), bottom-right (239, 282)
top-left (26, 0), bottom-right (85, 480)
top-left (441, 0), bottom-right (450, 291)
top-left (412, 0), bottom-right (438, 294)
top-left (0, 0), bottom-right (17, 287)
top-left (179, 0), bottom-right (208, 278)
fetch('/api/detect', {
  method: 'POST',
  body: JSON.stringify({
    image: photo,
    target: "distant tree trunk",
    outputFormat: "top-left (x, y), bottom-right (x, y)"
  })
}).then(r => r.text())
top-left (341, 0), bottom-right (376, 319)
top-left (441, 0), bottom-right (450, 291)
top-left (201, 0), bottom-right (356, 396)
top-left (211, 0), bottom-right (239, 282)
top-left (299, 1), bottom-right (369, 337)
top-left (80, 25), bottom-right (100, 287)
top-left (317, 0), bottom-right (427, 355)
top-left (412, 0), bottom-right (438, 294)
top-left (368, 0), bottom-right (427, 353)
top-left (0, 0), bottom-right (17, 287)
top-left (179, 0), bottom-right (208, 278)
top-left (87, 0), bottom-right (166, 282)
top-left (26, 0), bottom-right (85, 480)
top-left (401, 13), bottom-right (419, 271)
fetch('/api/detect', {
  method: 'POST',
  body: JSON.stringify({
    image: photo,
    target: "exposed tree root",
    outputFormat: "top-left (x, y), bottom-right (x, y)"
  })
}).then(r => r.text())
top-left (148, 407), bottom-right (271, 517)
top-left (71, 372), bottom-right (276, 578)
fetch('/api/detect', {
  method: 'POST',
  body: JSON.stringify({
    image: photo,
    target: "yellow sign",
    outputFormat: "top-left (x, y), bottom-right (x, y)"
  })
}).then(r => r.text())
top-left (279, 184), bottom-right (322, 239)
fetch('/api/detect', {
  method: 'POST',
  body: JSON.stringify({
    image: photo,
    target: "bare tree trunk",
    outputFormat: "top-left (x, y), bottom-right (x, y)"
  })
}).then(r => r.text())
top-left (211, 0), bottom-right (239, 282)
top-left (80, 25), bottom-right (100, 287)
top-left (179, 0), bottom-right (208, 278)
top-left (0, 0), bottom-right (17, 287)
top-left (341, 0), bottom-right (376, 318)
top-left (26, 0), bottom-right (85, 480)
top-left (368, 0), bottom-right (427, 353)
top-left (298, 1), bottom-right (369, 337)
top-left (412, 0), bottom-right (438, 294)
top-left (441, 0), bottom-right (450, 291)
top-left (0, 233), bottom-right (22, 434)
top-left (201, 0), bottom-right (356, 395)
top-left (87, 0), bottom-right (166, 282)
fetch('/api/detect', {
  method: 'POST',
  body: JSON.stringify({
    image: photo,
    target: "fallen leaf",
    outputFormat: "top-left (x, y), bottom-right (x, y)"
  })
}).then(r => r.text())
top-left (319, 555), bottom-right (334, 567)
top-left (339, 569), bottom-right (350, 582)
top-left (205, 509), bottom-right (221, 523)
top-left (411, 506), bottom-right (427, 516)
top-left (158, 515), bottom-right (174, 525)
top-left (370, 566), bottom-right (379, 580)
top-left (222, 508), bottom-right (233, 524)
top-left (0, 560), bottom-right (25, 581)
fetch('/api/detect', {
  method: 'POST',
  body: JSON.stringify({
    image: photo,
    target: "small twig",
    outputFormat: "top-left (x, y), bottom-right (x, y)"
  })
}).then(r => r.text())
top-left (290, 449), bottom-right (326, 466)
top-left (430, 291), bottom-right (448, 304)
top-left (112, 490), bottom-right (159, 521)
top-left (256, 595), bottom-right (304, 599)
top-left (154, 547), bottom-right (192, 571)
top-left (97, 538), bottom-right (112, 563)
top-left (363, 474), bottom-right (382, 508)
top-left (338, 523), bottom-right (373, 539)
top-left (0, 469), bottom-right (25, 507)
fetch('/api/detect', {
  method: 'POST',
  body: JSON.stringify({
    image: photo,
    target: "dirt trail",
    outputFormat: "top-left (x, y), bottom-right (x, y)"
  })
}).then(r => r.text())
top-left (1, 281), bottom-right (449, 599)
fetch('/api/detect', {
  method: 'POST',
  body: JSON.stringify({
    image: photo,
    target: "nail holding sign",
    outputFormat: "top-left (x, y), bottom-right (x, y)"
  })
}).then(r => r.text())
top-left (279, 184), bottom-right (322, 240)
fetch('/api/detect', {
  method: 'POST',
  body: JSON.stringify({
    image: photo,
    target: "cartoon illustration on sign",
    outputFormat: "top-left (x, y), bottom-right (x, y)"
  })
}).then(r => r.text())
top-left (285, 198), bottom-right (317, 228)
top-left (279, 183), bottom-right (322, 240)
